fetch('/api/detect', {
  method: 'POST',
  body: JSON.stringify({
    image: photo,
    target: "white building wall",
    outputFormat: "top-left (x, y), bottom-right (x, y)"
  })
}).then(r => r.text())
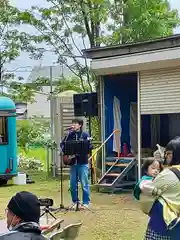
top-left (27, 86), bottom-right (52, 118)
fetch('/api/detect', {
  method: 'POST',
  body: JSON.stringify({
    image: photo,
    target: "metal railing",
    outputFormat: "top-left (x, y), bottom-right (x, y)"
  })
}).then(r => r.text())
top-left (88, 129), bottom-right (120, 183)
top-left (88, 129), bottom-right (120, 163)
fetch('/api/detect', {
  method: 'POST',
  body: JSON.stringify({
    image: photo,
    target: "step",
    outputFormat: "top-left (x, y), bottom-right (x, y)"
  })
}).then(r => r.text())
top-left (56, 167), bottom-right (70, 176)
top-left (96, 183), bottom-right (112, 187)
top-left (114, 181), bottom-right (136, 187)
top-left (106, 157), bottom-right (135, 163)
top-left (106, 162), bottom-right (128, 167)
top-left (106, 173), bottom-right (120, 177)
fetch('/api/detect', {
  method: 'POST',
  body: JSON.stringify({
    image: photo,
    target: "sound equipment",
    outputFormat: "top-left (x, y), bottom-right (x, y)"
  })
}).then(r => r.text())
top-left (73, 92), bottom-right (98, 117)
top-left (39, 198), bottom-right (53, 207)
top-left (39, 198), bottom-right (56, 223)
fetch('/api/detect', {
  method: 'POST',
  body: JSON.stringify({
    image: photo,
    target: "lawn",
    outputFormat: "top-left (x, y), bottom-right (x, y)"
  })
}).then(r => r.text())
top-left (0, 172), bottom-right (148, 240)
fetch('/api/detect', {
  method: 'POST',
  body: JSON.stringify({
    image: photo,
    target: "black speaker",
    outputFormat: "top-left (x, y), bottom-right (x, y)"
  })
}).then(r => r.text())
top-left (73, 92), bottom-right (98, 117)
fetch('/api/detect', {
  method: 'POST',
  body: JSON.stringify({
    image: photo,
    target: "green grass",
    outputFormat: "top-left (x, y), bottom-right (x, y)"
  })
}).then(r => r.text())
top-left (13, 148), bottom-right (147, 239)
top-left (0, 171), bottom-right (147, 240)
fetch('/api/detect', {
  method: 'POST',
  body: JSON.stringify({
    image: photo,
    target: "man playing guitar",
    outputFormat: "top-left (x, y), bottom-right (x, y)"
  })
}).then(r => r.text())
top-left (60, 119), bottom-right (92, 209)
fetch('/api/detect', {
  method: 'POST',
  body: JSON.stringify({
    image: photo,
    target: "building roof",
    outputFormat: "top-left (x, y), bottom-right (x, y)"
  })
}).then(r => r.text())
top-left (83, 34), bottom-right (180, 60)
top-left (27, 65), bottom-right (72, 83)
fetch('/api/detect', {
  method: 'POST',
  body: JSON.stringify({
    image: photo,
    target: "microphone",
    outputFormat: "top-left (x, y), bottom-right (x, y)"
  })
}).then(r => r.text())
top-left (65, 126), bottom-right (73, 131)
top-left (87, 137), bottom-right (93, 141)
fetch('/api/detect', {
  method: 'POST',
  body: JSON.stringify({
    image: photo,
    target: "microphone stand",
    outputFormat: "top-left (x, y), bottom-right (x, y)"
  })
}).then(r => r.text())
top-left (55, 131), bottom-right (71, 214)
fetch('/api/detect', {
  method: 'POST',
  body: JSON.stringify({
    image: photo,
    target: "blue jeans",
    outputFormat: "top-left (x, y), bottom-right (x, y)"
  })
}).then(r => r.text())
top-left (70, 164), bottom-right (90, 204)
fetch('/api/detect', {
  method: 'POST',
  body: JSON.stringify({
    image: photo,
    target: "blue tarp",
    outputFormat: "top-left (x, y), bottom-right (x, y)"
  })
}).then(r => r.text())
top-left (104, 73), bottom-right (137, 154)
top-left (104, 73), bottom-right (169, 155)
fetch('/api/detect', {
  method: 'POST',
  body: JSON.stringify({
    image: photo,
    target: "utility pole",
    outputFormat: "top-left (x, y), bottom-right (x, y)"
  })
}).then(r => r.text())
top-left (50, 66), bottom-right (56, 177)
top-left (0, 48), bottom-right (3, 93)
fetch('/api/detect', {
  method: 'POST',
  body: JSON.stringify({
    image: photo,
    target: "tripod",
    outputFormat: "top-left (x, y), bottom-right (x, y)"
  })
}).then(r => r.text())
top-left (40, 206), bottom-right (56, 224)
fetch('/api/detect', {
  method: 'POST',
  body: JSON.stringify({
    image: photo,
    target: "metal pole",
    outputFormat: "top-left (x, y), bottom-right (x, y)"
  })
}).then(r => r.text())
top-left (46, 146), bottom-right (49, 176)
top-left (100, 77), bottom-right (105, 174)
top-left (50, 66), bottom-right (56, 177)
top-left (137, 71), bottom-right (141, 181)
top-left (0, 48), bottom-right (2, 93)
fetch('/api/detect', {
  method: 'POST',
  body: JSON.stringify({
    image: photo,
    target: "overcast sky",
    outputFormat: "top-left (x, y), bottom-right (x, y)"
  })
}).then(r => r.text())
top-left (9, 0), bottom-right (180, 80)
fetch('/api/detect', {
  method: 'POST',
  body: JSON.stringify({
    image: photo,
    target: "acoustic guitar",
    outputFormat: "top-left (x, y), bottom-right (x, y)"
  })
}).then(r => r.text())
top-left (63, 155), bottom-right (76, 165)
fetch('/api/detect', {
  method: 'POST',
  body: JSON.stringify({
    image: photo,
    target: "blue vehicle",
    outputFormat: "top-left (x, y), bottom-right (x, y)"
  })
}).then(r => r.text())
top-left (0, 97), bottom-right (17, 185)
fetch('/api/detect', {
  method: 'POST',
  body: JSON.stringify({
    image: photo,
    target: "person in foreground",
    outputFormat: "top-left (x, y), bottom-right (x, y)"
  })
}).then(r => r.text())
top-left (133, 158), bottom-right (162, 201)
top-left (139, 137), bottom-right (180, 240)
top-left (0, 191), bottom-right (46, 239)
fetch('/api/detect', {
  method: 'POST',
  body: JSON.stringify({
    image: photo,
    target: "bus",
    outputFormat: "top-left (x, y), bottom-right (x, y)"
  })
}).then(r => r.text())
top-left (0, 97), bottom-right (17, 185)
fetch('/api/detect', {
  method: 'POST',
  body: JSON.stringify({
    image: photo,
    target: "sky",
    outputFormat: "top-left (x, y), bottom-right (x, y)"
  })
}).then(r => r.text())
top-left (8, 0), bottom-right (180, 80)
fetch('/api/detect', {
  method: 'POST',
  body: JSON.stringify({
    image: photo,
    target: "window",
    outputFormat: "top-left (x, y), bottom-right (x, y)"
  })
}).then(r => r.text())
top-left (0, 117), bottom-right (8, 144)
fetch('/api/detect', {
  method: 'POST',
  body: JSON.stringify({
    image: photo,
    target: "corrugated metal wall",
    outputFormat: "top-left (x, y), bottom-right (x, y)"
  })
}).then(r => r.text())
top-left (140, 67), bottom-right (180, 114)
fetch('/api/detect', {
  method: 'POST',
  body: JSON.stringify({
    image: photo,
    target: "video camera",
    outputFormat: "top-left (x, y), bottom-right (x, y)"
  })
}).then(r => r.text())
top-left (39, 198), bottom-right (53, 207)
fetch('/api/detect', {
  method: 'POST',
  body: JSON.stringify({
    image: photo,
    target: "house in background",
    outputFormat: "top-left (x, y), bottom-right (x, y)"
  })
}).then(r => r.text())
top-left (15, 102), bottom-right (27, 119)
top-left (27, 65), bottom-right (72, 118)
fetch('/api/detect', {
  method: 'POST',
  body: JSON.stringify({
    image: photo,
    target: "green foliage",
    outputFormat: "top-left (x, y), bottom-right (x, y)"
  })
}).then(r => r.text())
top-left (18, 0), bottom-right (180, 139)
top-left (18, 147), bottom-right (47, 171)
top-left (0, 0), bottom-right (9, 7)
top-left (91, 117), bottom-right (100, 141)
top-left (18, 154), bottom-right (44, 171)
top-left (19, 0), bottom-right (180, 48)
top-left (18, 0), bottom-right (180, 93)
top-left (54, 76), bottom-right (92, 94)
top-left (117, 0), bottom-right (180, 44)
top-left (0, 2), bottom-right (44, 103)
top-left (16, 119), bottom-right (50, 151)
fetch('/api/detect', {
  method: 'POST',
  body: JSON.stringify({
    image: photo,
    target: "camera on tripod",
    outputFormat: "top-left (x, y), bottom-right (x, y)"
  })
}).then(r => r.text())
top-left (39, 198), bottom-right (53, 207)
top-left (39, 198), bottom-right (56, 223)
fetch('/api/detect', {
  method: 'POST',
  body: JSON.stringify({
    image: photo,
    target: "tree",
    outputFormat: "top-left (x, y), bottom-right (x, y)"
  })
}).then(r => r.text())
top-left (117, 0), bottom-right (180, 44)
top-left (19, 0), bottom-right (179, 91)
top-left (54, 76), bottom-right (92, 94)
top-left (17, 0), bottom-right (179, 141)
top-left (0, 2), bottom-right (44, 102)
top-left (0, 0), bottom-right (9, 7)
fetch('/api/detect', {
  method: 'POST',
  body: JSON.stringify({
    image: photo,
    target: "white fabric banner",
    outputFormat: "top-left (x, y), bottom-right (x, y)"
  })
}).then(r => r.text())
top-left (130, 103), bottom-right (137, 154)
top-left (113, 96), bottom-right (121, 152)
top-left (151, 115), bottom-right (160, 149)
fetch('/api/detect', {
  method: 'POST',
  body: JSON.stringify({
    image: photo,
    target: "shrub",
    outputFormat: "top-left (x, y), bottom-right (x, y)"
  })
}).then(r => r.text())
top-left (17, 118), bottom-right (56, 151)
top-left (91, 117), bottom-right (100, 141)
top-left (18, 154), bottom-right (44, 171)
